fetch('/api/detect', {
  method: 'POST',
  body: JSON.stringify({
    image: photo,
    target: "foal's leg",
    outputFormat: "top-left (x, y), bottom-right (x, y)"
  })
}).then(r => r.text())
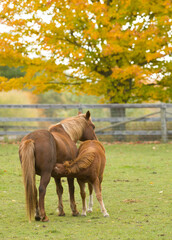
top-left (67, 178), bottom-right (79, 216)
top-left (87, 183), bottom-right (93, 213)
top-left (77, 180), bottom-right (87, 216)
top-left (39, 174), bottom-right (51, 222)
top-left (54, 177), bottom-right (65, 216)
top-left (93, 178), bottom-right (109, 217)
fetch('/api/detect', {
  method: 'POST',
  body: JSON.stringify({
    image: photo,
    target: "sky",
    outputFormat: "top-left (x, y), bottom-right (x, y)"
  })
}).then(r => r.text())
top-left (0, 23), bottom-right (12, 33)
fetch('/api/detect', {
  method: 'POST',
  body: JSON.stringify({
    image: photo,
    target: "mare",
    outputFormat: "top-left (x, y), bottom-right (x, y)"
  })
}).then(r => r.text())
top-left (52, 140), bottom-right (109, 217)
top-left (19, 111), bottom-right (97, 222)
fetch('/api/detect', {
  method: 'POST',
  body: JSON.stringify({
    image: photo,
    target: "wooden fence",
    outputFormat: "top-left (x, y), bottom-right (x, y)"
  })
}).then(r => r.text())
top-left (0, 103), bottom-right (172, 142)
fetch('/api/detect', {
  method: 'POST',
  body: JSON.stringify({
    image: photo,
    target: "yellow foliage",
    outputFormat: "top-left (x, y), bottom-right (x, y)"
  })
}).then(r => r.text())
top-left (0, 0), bottom-right (171, 103)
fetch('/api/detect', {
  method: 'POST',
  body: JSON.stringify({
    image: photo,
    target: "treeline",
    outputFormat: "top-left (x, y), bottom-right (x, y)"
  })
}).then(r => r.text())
top-left (0, 66), bottom-right (25, 79)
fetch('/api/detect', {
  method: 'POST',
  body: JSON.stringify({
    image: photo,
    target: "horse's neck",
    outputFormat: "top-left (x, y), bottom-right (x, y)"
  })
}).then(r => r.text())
top-left (61, 122), bottom-right (83, 143)
top-left (49, 124), bottom-right (67, 137)
top-left (49, 118), bottom-right (85, 143)
top-left (49, 124), bottom-right (76, 143)
top-left (50, 124), bottom-right (78, 161)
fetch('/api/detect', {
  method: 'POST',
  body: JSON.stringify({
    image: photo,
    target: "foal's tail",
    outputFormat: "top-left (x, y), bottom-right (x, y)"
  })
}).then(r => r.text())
top-left (19, 139), bottom-right (36, 222)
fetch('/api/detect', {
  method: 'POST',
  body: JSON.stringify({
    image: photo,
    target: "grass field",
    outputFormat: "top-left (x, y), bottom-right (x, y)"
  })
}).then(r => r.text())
top-left (0, 142), bottom-right (172, 240)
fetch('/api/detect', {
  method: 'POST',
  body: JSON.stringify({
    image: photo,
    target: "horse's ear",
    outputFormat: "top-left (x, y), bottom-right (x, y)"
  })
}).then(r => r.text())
top-left (85, 111), bottom-right (91, 120)
top-left (78, 111), bottom-right (82, 115)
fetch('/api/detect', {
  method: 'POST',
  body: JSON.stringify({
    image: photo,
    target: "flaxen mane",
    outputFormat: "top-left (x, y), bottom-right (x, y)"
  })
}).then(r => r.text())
top-left (49, 114), bottom-right (88, 142)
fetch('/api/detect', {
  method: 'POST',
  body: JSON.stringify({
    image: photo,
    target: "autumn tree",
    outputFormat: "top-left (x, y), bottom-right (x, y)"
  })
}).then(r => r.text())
top-left (0, 0), bottom-right (172, 105)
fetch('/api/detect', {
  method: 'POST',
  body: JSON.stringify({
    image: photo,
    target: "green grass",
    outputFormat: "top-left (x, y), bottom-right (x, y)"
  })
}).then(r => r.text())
top-left (0, 142), bottom-right (172, 240)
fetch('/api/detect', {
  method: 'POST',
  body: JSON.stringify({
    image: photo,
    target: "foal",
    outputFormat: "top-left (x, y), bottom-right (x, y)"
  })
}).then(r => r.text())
top-left (52, 140), bottom-right (109, 217)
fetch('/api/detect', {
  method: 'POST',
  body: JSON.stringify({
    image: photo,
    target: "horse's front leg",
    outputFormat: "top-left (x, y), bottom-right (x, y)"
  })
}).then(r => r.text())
top-left (54, 177), bottom-right (65, 216)
top-left (67, 177), bottom-right (79, 216)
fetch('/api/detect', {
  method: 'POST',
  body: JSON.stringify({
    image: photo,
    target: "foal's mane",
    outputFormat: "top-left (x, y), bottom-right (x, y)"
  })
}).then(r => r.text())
top-left (64, 150), bottom-right (96, 174)
top-left (49, 114), bottom-right (88, 142)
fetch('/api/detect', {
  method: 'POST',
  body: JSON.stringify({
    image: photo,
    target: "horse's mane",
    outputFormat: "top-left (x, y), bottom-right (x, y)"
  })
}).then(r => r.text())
top-left (49, 114), bottom-right (88, 142)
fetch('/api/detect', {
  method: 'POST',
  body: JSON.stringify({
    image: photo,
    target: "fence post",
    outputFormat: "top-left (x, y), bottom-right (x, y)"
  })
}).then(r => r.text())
top-left (78, 104), bottom-right (83, 113)
top-left (160, 104), bottom-right (167, 143)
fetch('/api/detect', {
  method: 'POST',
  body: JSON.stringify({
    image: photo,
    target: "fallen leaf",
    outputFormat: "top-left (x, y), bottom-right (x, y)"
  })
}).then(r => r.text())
top-left (122, 199), bottom-right (142, 203)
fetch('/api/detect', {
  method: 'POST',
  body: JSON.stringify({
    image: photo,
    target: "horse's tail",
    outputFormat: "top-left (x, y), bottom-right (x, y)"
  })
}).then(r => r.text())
top-left (64, 151), bottom-right (95, 174)
top-left (19, 139), bottom-right (36, 222)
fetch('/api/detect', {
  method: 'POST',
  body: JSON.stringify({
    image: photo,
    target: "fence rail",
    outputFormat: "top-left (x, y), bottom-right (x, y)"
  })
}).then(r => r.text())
top-left (0, 103), bottom-right (172, 142)
top-left (1, 103), bottom-right (172, 109)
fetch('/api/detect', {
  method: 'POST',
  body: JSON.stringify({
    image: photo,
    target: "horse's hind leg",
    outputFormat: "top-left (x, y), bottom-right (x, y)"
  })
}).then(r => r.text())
top-left (67, 178), bottom-right (79, 216)
top-left (54, 177), bottom-right (65, 216)
top-left (77, 180), bottom-right (86, 216)
top-left (93, 178), bottom-right (109, 217)
top-left (87, 183), bottom-right (93, 213)
top-left (34, 186), bottom-right (41, 221)
top-left (39, 174), bottom-right (51, 222)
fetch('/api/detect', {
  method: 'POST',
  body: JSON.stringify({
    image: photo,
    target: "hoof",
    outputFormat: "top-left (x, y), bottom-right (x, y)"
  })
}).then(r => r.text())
top-left (35, 216), bottom-right (41, 221)
top-left (104, 213), bottom-right (109, 217)
top-left (58, 212), bottom-right (65, 217)
top-left (41, 216), bottom-right (49, 222)
top-left (81, 213), bottom-right (87, 217)
top-left (72, 211), bottom-right (79, 216)
top-left (87, 210), bottom-right (93, 213)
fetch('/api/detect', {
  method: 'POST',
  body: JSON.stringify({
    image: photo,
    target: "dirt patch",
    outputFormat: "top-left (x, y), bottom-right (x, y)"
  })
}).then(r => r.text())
top-left (122, 199), bottom-right (142, 203)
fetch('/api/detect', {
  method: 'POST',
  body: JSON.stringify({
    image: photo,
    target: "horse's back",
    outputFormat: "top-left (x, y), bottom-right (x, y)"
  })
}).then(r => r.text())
top-left (20, 129), bottom-right (57, 174)
top-left (79, 140), bottom-right (105, 152)
top-left (79, 140), bottom-right (105, 163)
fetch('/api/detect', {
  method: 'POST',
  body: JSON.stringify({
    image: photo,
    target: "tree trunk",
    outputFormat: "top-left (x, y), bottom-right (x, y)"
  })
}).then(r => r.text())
top-left (110, 106), bottom-right (126, 141)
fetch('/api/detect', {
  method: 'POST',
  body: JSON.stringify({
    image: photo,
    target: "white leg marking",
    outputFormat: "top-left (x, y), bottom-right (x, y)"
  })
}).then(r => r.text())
top-left (87, 194), bottom-right (93, 212)
top-left (100, 201), bottom-right (109, 217)
top-left (81, 198), bottom-right (87, 216)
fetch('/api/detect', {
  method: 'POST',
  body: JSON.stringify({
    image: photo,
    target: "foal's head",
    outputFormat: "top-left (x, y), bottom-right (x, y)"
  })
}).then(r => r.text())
top-left (53, 163), bottom-right (69, 176)
top-left (79, 111), bottom-right (97, 141)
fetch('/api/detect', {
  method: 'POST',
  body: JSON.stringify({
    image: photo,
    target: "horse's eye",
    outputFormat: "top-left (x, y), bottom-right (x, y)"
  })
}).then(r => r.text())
top-left (92, 125), bottom-right (95, 130)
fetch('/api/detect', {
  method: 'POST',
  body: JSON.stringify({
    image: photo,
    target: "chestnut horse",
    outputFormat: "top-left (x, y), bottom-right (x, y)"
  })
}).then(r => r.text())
top-left (19, 111), bottom-right (97, 222)
top-left (52, 140), bottom-right (109, 217)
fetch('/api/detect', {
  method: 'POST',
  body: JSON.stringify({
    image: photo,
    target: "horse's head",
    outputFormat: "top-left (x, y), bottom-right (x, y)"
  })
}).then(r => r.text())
top-left (79, 111), bottom-right (97, 141)
top-left (53, 111), bottom-right (98, 143)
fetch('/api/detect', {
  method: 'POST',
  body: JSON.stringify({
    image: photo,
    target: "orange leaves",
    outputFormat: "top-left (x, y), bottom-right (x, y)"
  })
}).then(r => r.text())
top-left (146, 52), bottom-right (164, 63)
top-left (83, 22), bottom-right (100, 41)
top-left (0, 76), bottom-right (24, 91)
top-left (0, 76), bottom-right (8, 84)
top-left (112, 65), bottom-right (143, 81)
top-left (103, 44), bottom-right (123, 57)
top-left (107, 24), bottom-right (122, 40)
top-left (0, 0), bottom-right (172, 103)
